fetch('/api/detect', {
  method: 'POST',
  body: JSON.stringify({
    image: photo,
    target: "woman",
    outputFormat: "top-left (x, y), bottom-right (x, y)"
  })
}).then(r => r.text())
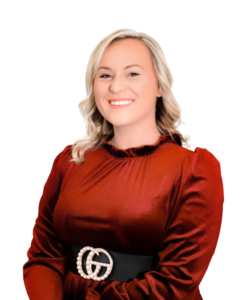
top-left (23, 28), bottom-right (224, 300)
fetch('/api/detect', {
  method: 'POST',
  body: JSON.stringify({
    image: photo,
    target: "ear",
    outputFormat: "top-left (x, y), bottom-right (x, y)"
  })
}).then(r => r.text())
top-left (156, 87), bottom-right (162, 98)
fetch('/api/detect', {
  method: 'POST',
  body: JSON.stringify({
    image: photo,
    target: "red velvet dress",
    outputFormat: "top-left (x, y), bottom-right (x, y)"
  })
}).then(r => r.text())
top-left (23, 132), bottom-right (224, 300)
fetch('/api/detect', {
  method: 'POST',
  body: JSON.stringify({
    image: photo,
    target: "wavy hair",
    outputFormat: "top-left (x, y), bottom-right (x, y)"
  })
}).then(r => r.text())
top-left (70, 28), bottom-right (190, 165)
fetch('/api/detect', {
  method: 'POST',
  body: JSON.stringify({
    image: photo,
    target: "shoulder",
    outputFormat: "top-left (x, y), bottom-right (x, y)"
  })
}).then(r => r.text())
top-left (52, 144), bottom-right (73, 179)
top-left (161, 142), bottom-right (222, 183)
top-left (166, 143), bottom-right (223, 193)
top-left (165, 142), bottom-right (221, 167)
top-left (53, 144), bottom-right (72, 164)
top-left (180, 145), bottom-right (221, 174)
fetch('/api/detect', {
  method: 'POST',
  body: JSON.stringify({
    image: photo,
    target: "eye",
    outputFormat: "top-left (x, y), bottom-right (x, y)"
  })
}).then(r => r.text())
top-left (129, 73), bottom-right (139, 77)
top-left (100, 74), bottom-right (111, 78)
top-left (99, 72), bottom-right (139, 79)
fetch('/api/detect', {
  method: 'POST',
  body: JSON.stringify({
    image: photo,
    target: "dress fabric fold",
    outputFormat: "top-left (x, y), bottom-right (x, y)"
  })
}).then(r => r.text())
top-left (23, 132), bottom-right (224, 300)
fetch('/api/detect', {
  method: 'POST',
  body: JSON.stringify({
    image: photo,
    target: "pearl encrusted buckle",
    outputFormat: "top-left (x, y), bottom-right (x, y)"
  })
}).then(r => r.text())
top-left (76, 246), bottom-right (113, 281)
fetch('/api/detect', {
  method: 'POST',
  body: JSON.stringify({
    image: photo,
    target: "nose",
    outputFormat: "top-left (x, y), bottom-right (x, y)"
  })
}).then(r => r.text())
top-left (109, 75), bottom-right (127, 93)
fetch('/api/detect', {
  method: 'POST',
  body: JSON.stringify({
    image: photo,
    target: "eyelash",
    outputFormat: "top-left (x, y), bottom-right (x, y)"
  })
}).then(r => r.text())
top-left (100, 73), bottom-right (139, 78)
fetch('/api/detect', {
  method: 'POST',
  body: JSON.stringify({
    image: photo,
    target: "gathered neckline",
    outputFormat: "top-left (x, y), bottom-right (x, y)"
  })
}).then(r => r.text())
top-left (100, 132), bottom-right (182, 158)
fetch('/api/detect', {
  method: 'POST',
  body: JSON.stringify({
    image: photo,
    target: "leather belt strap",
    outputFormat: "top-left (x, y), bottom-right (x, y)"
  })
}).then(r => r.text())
top-left (68, 244), bottom-right (158, 282)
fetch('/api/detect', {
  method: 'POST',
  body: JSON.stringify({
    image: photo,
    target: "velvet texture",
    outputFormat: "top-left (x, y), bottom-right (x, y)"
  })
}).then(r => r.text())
top-left (23, 133), bottom-right (224, 300)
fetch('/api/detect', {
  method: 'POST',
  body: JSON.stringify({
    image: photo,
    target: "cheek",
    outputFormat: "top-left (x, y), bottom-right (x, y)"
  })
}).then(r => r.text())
top-left (134, 80), bottom-right (153, 101)
top-left (93, 81), bottom-right (104, 96)
top-left (93, 84), bottom-right (106, 113)
top-left (140, 76), bottom-right (158, 97)
top-left (93, 82), bottom-right (99, 98)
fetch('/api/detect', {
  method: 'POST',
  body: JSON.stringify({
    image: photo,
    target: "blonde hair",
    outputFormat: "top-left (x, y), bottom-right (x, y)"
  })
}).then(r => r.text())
top-left (70, 28), bottom-right (190, 165)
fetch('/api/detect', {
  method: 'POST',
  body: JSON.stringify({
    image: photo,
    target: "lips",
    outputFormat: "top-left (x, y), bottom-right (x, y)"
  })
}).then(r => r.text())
top-left (108, 98), bottom-right (134, 110)
top-left (108, 98), bottom-right (134, 103)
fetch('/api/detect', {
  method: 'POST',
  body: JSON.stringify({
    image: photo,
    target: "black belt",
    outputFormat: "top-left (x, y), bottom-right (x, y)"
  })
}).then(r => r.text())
top-left (68, 244), bottom-right (158, 282)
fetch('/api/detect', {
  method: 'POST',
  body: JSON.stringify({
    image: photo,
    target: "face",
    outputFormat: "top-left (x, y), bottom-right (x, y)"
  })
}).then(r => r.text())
top-left (93, 38), bottom-right (161, 131)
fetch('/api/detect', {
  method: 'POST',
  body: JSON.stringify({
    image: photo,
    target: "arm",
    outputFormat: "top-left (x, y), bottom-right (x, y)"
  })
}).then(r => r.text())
top-left (23, 146), bottom-right (72, 300)
top-left (85, 147), bottom-right (224, 300)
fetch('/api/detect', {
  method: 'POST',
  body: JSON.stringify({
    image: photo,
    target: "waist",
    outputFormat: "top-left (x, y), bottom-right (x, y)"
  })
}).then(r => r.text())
top-left (68, 244), bottom-right (158, 282)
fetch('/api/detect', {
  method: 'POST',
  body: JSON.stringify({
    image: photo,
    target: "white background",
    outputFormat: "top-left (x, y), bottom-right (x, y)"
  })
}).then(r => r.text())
top-left (1, 1), bottom-right (239, 299)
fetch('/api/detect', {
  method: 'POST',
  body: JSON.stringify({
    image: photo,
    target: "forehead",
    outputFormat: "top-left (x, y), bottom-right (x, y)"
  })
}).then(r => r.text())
top-left (99, 38), bottom-right (153, 68)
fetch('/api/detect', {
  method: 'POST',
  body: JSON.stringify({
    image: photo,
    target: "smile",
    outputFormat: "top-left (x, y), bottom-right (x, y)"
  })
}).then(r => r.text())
top-left (108, 99), bottom-right (134, 109)
top-left (110, 100), bottom-right (133, 105)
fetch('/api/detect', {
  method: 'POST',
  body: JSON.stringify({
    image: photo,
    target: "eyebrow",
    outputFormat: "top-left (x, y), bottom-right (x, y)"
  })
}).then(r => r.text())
top-left (98, 64), bottom-right (144, 71)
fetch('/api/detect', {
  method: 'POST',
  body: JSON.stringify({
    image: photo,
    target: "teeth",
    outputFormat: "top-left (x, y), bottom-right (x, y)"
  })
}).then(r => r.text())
top-left (110, 100), bottom-right (133, 106)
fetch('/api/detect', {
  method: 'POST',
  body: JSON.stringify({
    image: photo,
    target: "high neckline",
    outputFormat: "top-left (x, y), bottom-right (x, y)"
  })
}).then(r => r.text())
top-left (100, 132), bottom-right (182, 158)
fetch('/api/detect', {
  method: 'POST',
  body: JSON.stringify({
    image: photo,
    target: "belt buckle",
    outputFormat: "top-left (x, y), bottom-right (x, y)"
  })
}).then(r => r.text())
top-left (76, 246), bottom-right (113, 281)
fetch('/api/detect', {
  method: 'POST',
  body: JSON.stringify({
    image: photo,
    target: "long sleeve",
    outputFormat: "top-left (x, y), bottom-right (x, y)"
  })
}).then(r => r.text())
top-left (23, 146), bottom-right (72, 300)
top-left (85, 147), bottom-right (224, 300)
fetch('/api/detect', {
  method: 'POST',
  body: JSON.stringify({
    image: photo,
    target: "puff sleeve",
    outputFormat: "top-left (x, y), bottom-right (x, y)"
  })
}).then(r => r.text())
top-left (86, 147), bottom-right (224, 300)
top-left (23, 146), bottom-right (71, 300)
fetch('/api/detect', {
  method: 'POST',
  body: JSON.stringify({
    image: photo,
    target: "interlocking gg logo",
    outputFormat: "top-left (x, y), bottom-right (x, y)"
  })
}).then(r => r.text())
top-left (76, 246), bottom-right (113, 281)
